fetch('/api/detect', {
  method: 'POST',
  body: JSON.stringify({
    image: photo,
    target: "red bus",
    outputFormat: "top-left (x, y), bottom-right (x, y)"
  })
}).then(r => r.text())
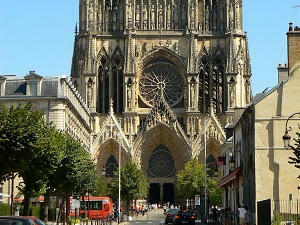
top-left (71, 196), bottom-right (113, 219)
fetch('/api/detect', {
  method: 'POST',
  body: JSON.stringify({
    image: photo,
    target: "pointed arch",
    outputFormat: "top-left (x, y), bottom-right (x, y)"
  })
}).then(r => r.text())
top-left (98, 55), bottom-right (110, 113)
top-left (105, 154), bottom-right (118, 178)
top-left (111, 53), bottom-right (124, 113)
top-left (212, 56), bottom-right (226, 113)
top-left (199, 56), bottom-right (210, 113)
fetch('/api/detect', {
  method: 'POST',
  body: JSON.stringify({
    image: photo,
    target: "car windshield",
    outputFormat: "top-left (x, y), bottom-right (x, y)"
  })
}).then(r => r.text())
top-left (167, 209), bottom-right (178, 214)
top-left (32, 219), bottom-right (45, 225)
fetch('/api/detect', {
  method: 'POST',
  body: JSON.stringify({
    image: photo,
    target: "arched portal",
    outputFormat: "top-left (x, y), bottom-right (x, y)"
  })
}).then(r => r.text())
top-left (135, 124), bottom-right (191, 206)
top-left (147, 144), bottom-right (175, 204)
top-left (148, 144), bottom-right (175, 177)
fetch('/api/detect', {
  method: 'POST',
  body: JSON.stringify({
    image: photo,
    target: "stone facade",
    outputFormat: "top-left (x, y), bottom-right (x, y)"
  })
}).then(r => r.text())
top-left (71, 0), bottom-right (252, 204)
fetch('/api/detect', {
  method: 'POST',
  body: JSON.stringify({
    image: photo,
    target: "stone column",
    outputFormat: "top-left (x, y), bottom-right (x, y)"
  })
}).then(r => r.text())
top-left (160, 183), bottom-right (164, 205)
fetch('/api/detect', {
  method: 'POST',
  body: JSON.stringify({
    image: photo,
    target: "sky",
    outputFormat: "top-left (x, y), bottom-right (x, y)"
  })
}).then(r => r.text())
top-left (1, 1), bottom-right (300, 96)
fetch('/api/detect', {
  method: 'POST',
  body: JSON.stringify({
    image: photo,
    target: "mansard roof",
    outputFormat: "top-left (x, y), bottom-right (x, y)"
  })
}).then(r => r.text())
top-left (0, 75), bottom-right (59, 96)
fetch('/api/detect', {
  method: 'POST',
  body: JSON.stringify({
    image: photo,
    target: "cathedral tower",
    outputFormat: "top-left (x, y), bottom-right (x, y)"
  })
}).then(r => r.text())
top-left (71, 0), bottom-right (251, 204)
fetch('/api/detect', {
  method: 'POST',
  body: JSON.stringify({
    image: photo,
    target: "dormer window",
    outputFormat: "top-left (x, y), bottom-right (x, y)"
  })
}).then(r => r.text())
top-left (24, 71), bottom-right (43, 96)
top-left (29, 81), bottom-right (37, 96)
top-left (0, 75), bottom-right (6, 96)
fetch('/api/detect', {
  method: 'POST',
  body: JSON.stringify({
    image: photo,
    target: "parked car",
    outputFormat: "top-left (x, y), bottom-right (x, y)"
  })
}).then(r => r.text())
top-left (174, 210), bottom-right (196, 225)
top-left (0, 219), bottom-right (22, 225)
top-left (0, 217), bottom-right (34, 225)
top-left (165, 208), bottom-right (179, 224)
top-left (19, 217), bottom-right (46, 225)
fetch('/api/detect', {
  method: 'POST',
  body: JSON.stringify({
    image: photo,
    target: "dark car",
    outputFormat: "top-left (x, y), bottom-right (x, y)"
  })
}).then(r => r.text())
top-left (174, 210), bottom-right (196, 225)
top-left (0, 217), bottom-right (34, 225)
top-left (0, 219), bottom-right (22, 225)
top-left (19, 217), bottom-right (46, 225)
top-left (165, 208), bottom-right (179, 224)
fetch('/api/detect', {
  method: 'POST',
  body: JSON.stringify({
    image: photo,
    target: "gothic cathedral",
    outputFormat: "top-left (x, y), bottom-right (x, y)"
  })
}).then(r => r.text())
top-left (70, 0), bottom-right (251, 204)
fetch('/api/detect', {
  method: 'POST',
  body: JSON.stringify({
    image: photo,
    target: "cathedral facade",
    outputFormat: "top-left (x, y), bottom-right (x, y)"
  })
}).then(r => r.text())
top-left (70, 0), bottom-right (252, 204)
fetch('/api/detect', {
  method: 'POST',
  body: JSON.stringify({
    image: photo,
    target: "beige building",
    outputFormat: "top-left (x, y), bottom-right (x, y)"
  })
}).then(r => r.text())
top-left (70, 0), bottom-right (251, 204)
top-left (219, 22), bottom-right (300, 224)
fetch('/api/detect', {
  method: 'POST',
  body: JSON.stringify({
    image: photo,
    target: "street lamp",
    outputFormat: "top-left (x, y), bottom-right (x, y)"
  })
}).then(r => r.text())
top-left (282, 112), bottom-right (300, 148)
top-left (118, 133), bottom-right (122, 224)
top-left (204, 117), bottom-right (207, 222)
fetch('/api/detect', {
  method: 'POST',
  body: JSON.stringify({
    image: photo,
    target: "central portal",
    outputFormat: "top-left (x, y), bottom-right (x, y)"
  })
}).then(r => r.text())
top-left (147, 144), bottom-right (176, 205)
top-left (149, 183), bottom-right (175, 205)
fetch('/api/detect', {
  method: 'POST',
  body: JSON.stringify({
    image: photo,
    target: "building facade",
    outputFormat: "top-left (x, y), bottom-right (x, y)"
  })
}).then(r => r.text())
top-left (218, 23), bottom-right (300, 224)
top-left (70, 0), bottom-right (252, 204)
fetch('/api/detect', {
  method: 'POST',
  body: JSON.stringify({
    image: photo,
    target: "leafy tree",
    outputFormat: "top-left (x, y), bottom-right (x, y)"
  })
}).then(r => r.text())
top-left (47, 132), bottom-right (97, 221)
top-left (177, 158), bottom-right (222, 205)
top-left (0, 103), bottom-right (98, 219)
top-left (0, 103), bottom-right (46, 183)
top-left (0, 103), bottom-right (51, 215)
top-left (109, 161), bottom-right (149, 214)
top-left (91, 176), bottom-right (109, 197)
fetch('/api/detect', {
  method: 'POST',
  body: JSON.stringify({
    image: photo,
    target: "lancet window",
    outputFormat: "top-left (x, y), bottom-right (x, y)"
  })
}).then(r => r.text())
top-left (199, 59), bottom-right (210, 113)
top-left (98, 57), bottom-right (110, 113)
top-left (97, 56), bottom-right (124, 113)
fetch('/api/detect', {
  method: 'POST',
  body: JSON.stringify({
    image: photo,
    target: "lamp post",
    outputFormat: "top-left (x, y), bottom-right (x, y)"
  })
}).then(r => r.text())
top-left (204, 117), bottom-right (207, 222)
top-left (282, 112), bottom-right (300, 148)
top-left (118, 133), bottom-right (122, 224)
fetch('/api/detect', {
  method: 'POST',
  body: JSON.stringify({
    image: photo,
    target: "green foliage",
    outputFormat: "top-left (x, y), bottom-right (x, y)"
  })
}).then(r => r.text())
top-left (68, 217), bottom-right (81, 225)
top-left (177, 158), bottom-right (222, 205)
top-left (0, 203), bottom-right (11, 215)
top-left (29, 205), bottom-right (41, 217)
top-left (271, 211), bottom-right (282, 225)
top-left (0, 103), bottom-right (97, 216)
top-left (91, 176), bottom-right (108, 197)
top-left (0, 103), bottom-right (46, 182)
top-left (109, 161), bottom-right (149, 201)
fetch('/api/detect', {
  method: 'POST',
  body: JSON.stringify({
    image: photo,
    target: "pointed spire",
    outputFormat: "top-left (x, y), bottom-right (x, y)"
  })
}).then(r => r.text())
top-left (75, 23), bottom-right (78, 35)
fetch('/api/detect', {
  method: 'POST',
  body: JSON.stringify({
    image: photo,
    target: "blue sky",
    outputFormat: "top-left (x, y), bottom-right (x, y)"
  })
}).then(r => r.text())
top-left (1, 1), bottom-right (300, 96)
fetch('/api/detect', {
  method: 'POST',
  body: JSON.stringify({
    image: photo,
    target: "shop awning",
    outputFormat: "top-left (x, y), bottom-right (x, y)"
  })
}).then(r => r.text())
top-left (218, 167), bottom-right (242, 188)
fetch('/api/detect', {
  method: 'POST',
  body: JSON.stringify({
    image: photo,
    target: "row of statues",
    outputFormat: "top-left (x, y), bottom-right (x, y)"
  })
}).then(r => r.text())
top-left (82, 1), bottom-right (230, 32)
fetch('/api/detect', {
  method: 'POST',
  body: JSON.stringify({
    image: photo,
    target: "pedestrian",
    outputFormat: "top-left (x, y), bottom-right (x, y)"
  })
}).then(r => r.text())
top-left (226, 207), bottom-right (233, 225)
top-left (245, 205), bottom-right (251, 225)
top-left (237, 204), bottom-right (246, 225)
top-left (163, 204), bottom-right (167, 214)
top-left (211, 206), bottom-right (218, 225)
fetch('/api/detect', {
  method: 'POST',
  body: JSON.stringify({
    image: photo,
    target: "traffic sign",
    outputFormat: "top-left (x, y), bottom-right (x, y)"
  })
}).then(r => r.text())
top-left (195, 195), bottom-right (200, 205)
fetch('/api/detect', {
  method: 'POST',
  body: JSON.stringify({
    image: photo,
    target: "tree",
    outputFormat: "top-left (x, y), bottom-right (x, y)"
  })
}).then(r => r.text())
top-left (0, 103), bottom-right (98, 218)
top-left (177, 158), bottom-right (222, 205)
top-left (109, 161), bottom-right (149, 214)
top-left (0, 103), bottom-right (46, 183)
top-left (91, 176), bottom-right (109, 197)
top-left (0, 103), bottom-right (52, 215)
top-left (47, 131), bottom-right (97, 221)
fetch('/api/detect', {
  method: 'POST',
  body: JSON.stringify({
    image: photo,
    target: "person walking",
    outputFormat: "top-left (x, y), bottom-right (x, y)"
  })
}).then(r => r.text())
top-left (245, 205), bottom-right (251, 225)
top-left (237, 204), bottom-right (247, 225)
top-left (211, 206), bottom-right (219, 225)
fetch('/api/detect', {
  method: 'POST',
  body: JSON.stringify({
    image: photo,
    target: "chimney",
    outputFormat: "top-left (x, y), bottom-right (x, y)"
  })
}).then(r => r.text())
top-left (287, 22), bottom-right (300, 71)
top-left (278, 63), bottom-right (289, 83)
